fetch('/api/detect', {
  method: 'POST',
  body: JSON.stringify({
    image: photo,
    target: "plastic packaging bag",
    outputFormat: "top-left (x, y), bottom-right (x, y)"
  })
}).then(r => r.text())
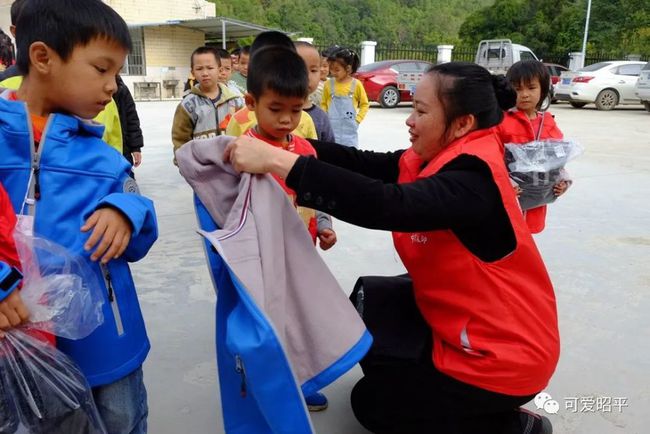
top-left (0, 330), bottom-right (107, 434)
top-left (0, 231), bottom-right (107, 434)
top-left (505, 139), bottom-right (583, 210)
top-left (13, 229), bottom-right (104, 340)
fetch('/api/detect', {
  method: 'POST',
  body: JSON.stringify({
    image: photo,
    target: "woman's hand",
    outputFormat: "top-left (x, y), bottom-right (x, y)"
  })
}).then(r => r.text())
top-left (223, 136), bottom-right (299, 179)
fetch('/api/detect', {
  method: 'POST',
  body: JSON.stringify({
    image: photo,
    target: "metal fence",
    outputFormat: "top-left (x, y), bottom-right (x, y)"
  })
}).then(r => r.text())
top-left (375, 44), bottom-right (438, 63)
top-left (451, 48), bottom-right (475, 62)
top-left (315, 42), bottom-right (648, 67)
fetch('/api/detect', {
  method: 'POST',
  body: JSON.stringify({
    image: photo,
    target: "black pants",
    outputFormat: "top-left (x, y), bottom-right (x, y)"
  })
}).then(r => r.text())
top-left (351, 360), bottom-right (536, 434)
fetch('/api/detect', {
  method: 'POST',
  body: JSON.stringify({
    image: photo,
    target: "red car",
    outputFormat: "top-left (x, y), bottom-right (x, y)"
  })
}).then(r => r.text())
top-left (353, 60), bottom-right (432, 108)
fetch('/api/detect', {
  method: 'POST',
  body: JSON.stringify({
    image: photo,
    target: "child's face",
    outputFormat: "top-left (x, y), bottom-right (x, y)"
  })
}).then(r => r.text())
top-left (329, 60), bottom-right (350, 81)
top-left (245, 89), bottom-right (304, 142)
top-left (513, 77), bottom-right (542, 115)
top-left (297, 46), bottom-right (321, 94)
top-left (47, 37), bottom-right (127, 119)
top-left (320, 56), bottom-right (329, 81)
top-left (238, 53), bottom-right (250, 77)
top-left (231, 54), bottom-right (240, 72)
top-left (218, 57), bottom-right (233, 83)
top-left (192, 52), bottom-right (220, 92)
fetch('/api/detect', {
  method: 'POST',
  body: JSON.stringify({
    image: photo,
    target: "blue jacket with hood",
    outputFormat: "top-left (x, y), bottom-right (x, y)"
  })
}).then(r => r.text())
top-left (0, 91), bottom-right (158, 387)
top-left (177, 137), bottom-right (372, 434)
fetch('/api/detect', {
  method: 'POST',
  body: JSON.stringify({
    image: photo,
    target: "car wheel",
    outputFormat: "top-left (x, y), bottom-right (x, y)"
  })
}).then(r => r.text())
top-left (379, 86), bottom-right (400, 108)
top-left (570, 102), bottom-right (587, 108)
top-left (595, 89), bottom-right (619, 111)
top-left (643, 102), bottom-right (650, 112)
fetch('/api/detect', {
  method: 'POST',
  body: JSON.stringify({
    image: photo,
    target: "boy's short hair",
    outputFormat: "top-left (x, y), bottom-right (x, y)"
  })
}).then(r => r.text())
top-left (215, 48), bottom-right (230, 60)
top-left (247, 46), bottom-right (308, 100)
top-left (15, 0), bottom-right (131, 75)
top-left (239, 46), bottom-right (251, 58)
top-left (294, 40), bottom-right (317, 52)
top-left (250, 31), bottom-right (294, 56)
top-left (190, 46), bottom-right (220, 68)
top-left (10, 0), bottom-right (27, 26)
top-left (506, 60), bottom-right (551, 108)
top-left (230, 47), bottom-right (241, 57)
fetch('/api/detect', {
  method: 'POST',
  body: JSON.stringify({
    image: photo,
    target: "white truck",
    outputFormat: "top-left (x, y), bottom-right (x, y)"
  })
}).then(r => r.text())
top-left (395, 39), bottom-right (539, 100)
top-left (475, 39), bottom-right (539, 75)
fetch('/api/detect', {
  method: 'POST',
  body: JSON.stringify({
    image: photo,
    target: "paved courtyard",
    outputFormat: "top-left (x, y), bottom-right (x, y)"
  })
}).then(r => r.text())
top-left (130, 99), bottom-right (650, 434)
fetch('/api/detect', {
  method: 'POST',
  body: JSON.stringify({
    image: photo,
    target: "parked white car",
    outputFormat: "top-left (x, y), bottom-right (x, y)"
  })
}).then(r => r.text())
top-left (634, 62), bottom-right (650, 112)
top-left (554, 61), bottom-right (646, 110)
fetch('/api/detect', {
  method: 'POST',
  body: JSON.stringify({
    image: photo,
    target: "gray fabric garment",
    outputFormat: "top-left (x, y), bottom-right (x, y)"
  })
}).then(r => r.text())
top-left (175, 136), bottom-right (368, 385)
top-left (305, 104), bottom-right (336, 143)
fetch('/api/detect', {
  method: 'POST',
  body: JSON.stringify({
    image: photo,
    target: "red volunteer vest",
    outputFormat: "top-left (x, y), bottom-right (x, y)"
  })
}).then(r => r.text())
top-left (393, 128), bottom-right (560, 396)
top-left (494, 110), bottom-right (564, 233)
top-left (245, 129), bottom-right (319, 242)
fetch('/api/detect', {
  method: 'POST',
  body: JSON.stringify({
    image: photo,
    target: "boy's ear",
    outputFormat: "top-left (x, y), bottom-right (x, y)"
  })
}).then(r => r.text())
top-left (29, 42), bottom-right (55, 75)
top-left (244, 92), bottom-right (256, 111)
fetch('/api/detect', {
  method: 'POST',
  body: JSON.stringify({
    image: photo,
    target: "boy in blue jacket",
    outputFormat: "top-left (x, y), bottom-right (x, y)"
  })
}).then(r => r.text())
top-left (0, 1), bottom-right (158, 432)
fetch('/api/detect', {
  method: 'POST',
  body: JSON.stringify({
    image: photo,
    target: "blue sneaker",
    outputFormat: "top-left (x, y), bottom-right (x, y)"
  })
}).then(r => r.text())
top-left (305, 392), bottom-right (328, 412)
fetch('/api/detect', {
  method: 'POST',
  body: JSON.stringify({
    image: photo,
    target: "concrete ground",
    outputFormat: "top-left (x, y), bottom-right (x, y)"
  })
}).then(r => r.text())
top-left (131, 99), bottom-right (650, 434)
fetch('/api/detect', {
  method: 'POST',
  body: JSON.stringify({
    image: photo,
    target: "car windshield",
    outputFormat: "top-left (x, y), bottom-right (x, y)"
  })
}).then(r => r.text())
top-left (580, 62), bottom-right (612, 72)
top-left (643, 62), bottom-right (650, 71)
top-left (357, 61), bottom-right (398, 72)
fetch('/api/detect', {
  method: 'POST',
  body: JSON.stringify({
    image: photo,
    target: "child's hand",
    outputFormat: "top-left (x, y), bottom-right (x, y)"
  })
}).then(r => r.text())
top-left (318, 229), bottom-right (337, 251)
top-left (0, 291), bottom-right (30, 338)
top-left (81, 207), bottom-right (132, 264)
top-left (514, 185), bottom-right (522, 197)
top-left (553, 181), bottom-right (569, 197)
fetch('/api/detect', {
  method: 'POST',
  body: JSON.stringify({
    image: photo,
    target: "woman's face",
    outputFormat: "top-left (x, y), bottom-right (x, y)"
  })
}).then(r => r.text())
top-left (405, 75), bottom-right (452, 161)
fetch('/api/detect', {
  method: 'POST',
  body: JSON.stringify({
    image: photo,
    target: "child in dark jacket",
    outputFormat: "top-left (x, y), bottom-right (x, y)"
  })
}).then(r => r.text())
top-left (0, 2), bottom-right (158, 433)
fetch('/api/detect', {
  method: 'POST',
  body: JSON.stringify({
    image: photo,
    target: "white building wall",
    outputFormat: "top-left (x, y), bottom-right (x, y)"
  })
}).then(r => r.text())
top-left (103, 0), bottom-right (215, 23)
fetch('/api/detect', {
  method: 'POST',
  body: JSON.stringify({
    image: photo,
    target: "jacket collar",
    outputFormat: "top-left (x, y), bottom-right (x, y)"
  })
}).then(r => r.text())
top-left (0, 89), bottom-right (104, 140)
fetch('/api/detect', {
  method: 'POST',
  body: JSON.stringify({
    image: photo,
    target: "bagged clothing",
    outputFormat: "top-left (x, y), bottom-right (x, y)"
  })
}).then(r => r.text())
top-left (0, 232), bottom-right (106, 434)
top-left (505, 138), bottom-right (582, 210)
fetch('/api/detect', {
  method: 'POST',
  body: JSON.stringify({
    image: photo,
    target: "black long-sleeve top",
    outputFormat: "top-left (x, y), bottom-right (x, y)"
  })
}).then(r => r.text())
top-left (285, 140), bottom-right (516, 262)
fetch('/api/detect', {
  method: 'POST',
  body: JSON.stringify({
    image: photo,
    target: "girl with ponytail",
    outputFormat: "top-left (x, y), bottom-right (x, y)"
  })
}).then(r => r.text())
top-left (224, 62), bottom-right (559, 434)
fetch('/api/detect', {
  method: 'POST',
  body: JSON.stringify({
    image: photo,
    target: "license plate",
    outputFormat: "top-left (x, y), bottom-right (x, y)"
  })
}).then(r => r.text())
top-left (562, 78), bottom-right (571, 85)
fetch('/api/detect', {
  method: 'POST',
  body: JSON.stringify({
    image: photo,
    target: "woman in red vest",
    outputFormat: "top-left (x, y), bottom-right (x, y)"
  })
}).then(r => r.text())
top-left (224, 62), bottom-right (560, 434)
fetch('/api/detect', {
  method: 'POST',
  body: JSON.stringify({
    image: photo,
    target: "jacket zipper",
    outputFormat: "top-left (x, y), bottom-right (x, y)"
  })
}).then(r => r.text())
top-left (235, 354), bottom-right (247, 398)
top-left (101, 263), bottom-right (124, 336)
top-left (24, 115), bottom-right (53, 216)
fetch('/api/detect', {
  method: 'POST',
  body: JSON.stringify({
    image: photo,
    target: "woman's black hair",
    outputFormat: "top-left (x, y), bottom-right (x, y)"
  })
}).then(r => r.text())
top-left (247, 46), bottom-right (308, 100)
top-left (15, 0), bottom-right (131, 75)
top-left (506, 60), bottom-right (551, 109)
top-left (328, 47), bottom-right (361, 73)
top-left (426, 62), bottom-right (516, 133)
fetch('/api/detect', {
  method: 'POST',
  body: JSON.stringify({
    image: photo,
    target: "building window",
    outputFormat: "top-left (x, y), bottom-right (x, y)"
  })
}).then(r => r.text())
top-left (123, 27), bottom-right (145, 76)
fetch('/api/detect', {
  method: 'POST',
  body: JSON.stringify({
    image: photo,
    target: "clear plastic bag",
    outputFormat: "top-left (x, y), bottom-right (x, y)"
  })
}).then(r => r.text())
top-left (0, 230), bottom-right (107, 433)
top-left (13, 228), bottom-right (104, 340)
top-left (0, 330), bottom-right (107, 434)
top-left (505, 139), bottom-right (583, 210)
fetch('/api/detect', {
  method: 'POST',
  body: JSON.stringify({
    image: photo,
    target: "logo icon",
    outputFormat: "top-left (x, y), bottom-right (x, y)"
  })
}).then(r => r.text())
top-left (534, 392), bottom-right (560, 414)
